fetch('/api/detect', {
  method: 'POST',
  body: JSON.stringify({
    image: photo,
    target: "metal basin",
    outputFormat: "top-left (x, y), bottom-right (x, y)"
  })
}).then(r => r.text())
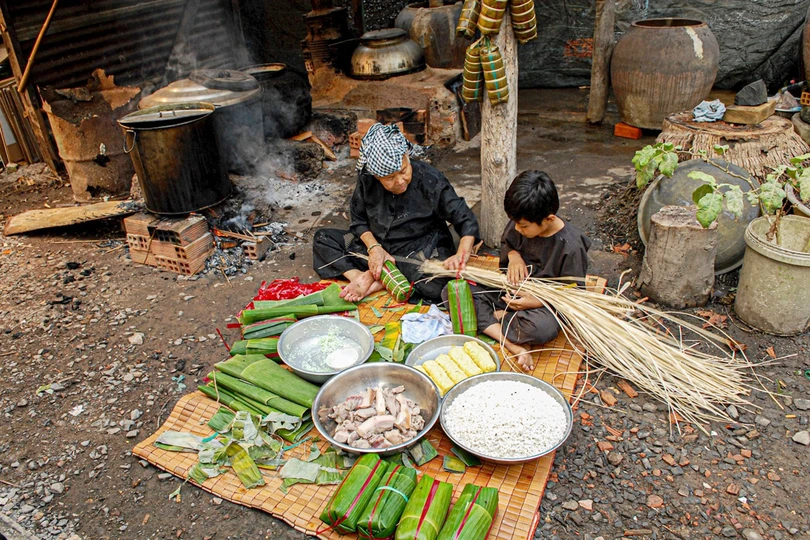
top-left (406, 334), bottom-right (501, 371)
top-left (350, 28), bottom-right (425, 80)
top-left (440, 372), bottom-right (573, 464)
top-left (312, 363), bottom-right (442, 456)
top-left (277, 315), bottom-right (373, 384)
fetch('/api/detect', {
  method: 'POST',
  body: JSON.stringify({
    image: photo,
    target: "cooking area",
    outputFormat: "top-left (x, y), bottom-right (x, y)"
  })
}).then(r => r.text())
top-left (1, 1), bottom-right (810, 540)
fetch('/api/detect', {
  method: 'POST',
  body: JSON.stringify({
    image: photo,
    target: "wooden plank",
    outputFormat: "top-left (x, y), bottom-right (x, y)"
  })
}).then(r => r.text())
top-left (309, 134), bottom-right (336, 161)
top-left (289, 131), bottom-right (312, 142)
top-left (4, 201), bottom-right (139, 235)
top-left (586, 0), bottom-right (616, 124)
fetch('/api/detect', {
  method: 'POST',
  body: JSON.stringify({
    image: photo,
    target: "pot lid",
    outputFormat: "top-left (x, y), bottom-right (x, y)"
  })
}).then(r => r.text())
top-left (361, 28), bottom-right (408, 44)
top-left (138, 71), bottom-right (262, 110)
top-left (119, 103), bottom-right (215, 129)
top-left (189, 69), bottom-right (259, 91)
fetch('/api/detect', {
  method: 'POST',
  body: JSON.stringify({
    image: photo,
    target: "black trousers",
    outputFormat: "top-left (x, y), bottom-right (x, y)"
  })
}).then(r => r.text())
top-left (441, 284), bottom-right (560, 345)
top-left (312, 228), bottom-right (451, 303)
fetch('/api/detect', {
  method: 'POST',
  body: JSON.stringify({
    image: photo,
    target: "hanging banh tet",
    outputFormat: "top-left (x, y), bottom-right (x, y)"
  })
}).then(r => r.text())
top-left (462, 40), bottom-right (484, 103)
top-left (356, 463), bottom-right (418, 539)
top-left (436, 484), bottom-right (499, 540)
top-left (229, 337), bottom-right (279, 358)
top-left (395, 474), bottom-right (453, 540)
top-left (320, 454), bottom-right (388, 534)
top-left (447, 279), bottom-right (477, 336)
top-left (381, 261), bottom-right (413, 302)
top-left (509, 0), bottom-right (538, 44)
top-left (456, 0), bottom-right (480, 39)
top-left (480, 38), bottom-right (509, 105)
top-left (477, 0), bottom-right (507, 36)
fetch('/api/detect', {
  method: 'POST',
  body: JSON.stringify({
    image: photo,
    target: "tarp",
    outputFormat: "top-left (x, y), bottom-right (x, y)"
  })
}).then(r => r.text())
top-left (519, 0), bottom-right (810, 90)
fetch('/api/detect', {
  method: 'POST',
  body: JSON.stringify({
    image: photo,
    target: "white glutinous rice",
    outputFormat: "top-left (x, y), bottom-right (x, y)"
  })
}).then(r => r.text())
top-left (443, 380), bottom-right (568, 458)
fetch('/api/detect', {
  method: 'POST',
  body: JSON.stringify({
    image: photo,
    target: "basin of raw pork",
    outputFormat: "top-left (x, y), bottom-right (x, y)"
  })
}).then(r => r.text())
top-left (318, 385), bottom-right (426, 449)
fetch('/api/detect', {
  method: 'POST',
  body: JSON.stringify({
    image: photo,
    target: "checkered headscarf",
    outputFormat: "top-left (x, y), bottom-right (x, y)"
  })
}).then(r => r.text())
top-left (356, 123), bottom-right (426, 178)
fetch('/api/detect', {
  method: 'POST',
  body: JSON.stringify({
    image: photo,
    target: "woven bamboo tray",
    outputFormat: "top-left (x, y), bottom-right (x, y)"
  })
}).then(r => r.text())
top-left (133, 256), bottom-right (605, 539)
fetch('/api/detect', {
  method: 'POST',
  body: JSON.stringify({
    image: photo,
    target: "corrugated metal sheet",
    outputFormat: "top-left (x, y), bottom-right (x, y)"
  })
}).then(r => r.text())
top-left (4, 0), bottom-right (243, 90)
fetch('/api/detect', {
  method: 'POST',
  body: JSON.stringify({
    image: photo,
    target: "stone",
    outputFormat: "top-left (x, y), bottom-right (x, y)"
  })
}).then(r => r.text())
top-left (130, 409), bottom-right (142, 421)
top-left (645, 494), bottom-right (664, 509)
top-left (157, 473), bottom-right (173, 481)
top-left (50, 482), bottom-right (65, 494)
top-left (562, 500), bottom-right (579, 511)
top-left (734, 80), bottom-right (767, 106)
top-left (19, 504), bottom-right (35, 514)
top-left (754, 415), bottom-right (771, 428)
top-left (794, 398), bottom-right (810, 411)
top-left (579, 499), bottom-right (593, 511)
top-left (726, 405), bottom-right (739, 420)
top-left (742, 529), bottom-right (765, 540)
top-left (642, 403), bottom-right (657, 413)
top-left (128, 333), bottom-right (144, 345)
top-left (721, 526), bottom-right (738, 537)
top-left (792, 430), bottom-right (810, 446)
top-left (126, 430), bottom-right (139, 438)
top-left (608, 452), bottom-right (623, 466)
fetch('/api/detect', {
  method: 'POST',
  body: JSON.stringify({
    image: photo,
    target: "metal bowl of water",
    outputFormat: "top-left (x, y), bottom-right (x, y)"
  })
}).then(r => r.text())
top-left (277, 315), bottom-right (374, 383)
top-left (312, 363), bottom-right (441, 456)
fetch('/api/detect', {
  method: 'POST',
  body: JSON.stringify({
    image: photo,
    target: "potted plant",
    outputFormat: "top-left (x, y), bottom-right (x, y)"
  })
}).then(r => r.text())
top-left (633, 143), bottom-right (810, 335)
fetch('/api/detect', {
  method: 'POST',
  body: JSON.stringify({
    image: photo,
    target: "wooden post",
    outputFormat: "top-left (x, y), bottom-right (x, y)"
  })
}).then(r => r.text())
top-left (480, 10), bottom-right (518, 248)
top-left (638, 206), bottom-right (718, 309)
top-left (586, 0), bottom-right (615, 124)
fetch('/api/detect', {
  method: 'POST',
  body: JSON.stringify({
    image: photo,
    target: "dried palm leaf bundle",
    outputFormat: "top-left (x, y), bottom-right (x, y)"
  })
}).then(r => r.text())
top-left (461, 41), bottom-right (484, 103)
top-left (395, 474), bottom-right (453, 540)
top-left (420, 260), bottom-right (763, 432)
top-left (456, 0), bottom-right (480, 38)
top-left (477, 0), bottom-right (507, 36)
top-left (509, 0), bottom-right (538, 43)
top-left (437, 484), bottom-right (499, 540)
top-left (381, 261), bottom-right (413, 302)
top-left (320, 454), bottom-right (388, 534)
top-left (480, 38), bottom-right (509, 105)
top-left (356, 464), bottom-right (418, 539)
top-left (447, 279), bottom-right (477, 336)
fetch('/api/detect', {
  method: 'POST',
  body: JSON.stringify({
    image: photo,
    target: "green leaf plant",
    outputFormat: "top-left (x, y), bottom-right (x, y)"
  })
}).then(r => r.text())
top-left (632, 144), bottom-right (810, 234)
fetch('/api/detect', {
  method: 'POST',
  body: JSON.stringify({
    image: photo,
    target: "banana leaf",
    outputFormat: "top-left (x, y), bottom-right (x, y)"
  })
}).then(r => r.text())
top-left (241, 316), bottom-right (297, 339)
top-left (252, 283), bottom-right (355, 310)
top-left (356, 464), bottom-right (418, 540)
top-left (220, 356), bottom-right (320, 408)
top-left (436, 484), bottom-right (499, 540)
top-left (222, 440), bottom-right (265, 489)
top-left (395, 475), bottom-right (453, 540)
top-left (229, 337), bottom-right (280, 358)
top-left (207, 371), bottom-right (308, 418)
top-left (320, 454), bottom-right (387, 534)
top-left (447, 279), bottom-right (477, 336)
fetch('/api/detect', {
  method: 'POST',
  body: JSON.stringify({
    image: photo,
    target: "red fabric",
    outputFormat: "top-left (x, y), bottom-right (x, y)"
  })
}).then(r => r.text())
top-left (254, 277), bottom-right (328, 301)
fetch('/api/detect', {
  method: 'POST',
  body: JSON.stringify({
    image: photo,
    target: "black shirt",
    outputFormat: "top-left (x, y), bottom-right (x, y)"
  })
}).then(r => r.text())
top-left (499, 219), bottom-right (591, 279)
top-left (350, 160), bottom-right (480, 256)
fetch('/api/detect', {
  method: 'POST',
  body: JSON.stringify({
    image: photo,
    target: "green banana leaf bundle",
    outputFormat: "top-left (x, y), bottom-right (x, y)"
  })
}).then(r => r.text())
top-left (320, 454), bottom-right (388, 534)
top-left (239, 304), bottom-right (357, 326)
top-left (456, 0), bottom-right (480, 38)
top-left (437, 484), bottom-right (499, 540)
top-left (447, 279), bottom-right (477, 336)
top-left (462, 41), bottom-right (484, 104)
top-left (252, 283), bottom-right (355, 310)
top-left (215, 354), bottom-right (320, 408)
top-left (381, 261), bottom-right (413, 302)
top-left (241, 316), bottom-right (297, 339)
top-left (509, 0), bottom-right (537, 43)
top-left (206, 371), bottom-right (308, 418)
top-left (477, 0), bottom-right (507, 36)
top-left (356, 464), bottom-right (418, 539)
top-left (395, 474), bottom-right (453, 540)
top-left (229, 337), bottom-right (280, 358)
top-left (480, 38), bottom-right (508, 105)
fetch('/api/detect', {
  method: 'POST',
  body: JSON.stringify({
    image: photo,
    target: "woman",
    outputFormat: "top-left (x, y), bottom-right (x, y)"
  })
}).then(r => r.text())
top-left (313, 123), bottom-right (480, 302)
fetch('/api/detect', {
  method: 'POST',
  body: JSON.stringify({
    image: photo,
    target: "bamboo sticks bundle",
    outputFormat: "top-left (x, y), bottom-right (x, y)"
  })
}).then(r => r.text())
top-left (420, 260), bottom-right (765, 431)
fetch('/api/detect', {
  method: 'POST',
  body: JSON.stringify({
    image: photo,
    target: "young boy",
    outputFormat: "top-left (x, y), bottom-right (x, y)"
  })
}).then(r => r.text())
top-left (474, 171), bottom-right (591, 370)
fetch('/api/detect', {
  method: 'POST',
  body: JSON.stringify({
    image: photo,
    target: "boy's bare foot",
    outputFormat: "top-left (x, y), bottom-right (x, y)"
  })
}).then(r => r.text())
top-left (340, 270), bottom-right (384, 302)
top-left (504, 342), bottom-right (535, 371)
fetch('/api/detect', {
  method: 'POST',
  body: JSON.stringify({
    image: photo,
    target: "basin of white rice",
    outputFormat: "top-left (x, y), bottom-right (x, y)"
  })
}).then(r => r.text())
top-left (442, 380), bottom-right (569, 459)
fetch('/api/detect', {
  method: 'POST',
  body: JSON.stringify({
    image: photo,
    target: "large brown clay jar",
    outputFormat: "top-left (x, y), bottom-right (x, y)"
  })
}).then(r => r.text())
top-left (611, 19), bottom-right (720, 129)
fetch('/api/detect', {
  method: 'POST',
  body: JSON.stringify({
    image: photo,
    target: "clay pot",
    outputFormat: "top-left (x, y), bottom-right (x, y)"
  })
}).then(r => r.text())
top-left (395, 2), bottom-right (467, 69)
top-left (611, 19), bottom-right (720, 129)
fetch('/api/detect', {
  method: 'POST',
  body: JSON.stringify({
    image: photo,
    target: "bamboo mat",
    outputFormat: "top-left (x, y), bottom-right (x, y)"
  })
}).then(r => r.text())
top-left (133, 257), bottom-right (606, 539)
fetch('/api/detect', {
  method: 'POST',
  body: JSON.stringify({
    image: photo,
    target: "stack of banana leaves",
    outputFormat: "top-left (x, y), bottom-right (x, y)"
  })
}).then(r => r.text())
top-left (154, 408), bottom-right (351, 491)
top-left (238, 283), bottom-right (357, 327)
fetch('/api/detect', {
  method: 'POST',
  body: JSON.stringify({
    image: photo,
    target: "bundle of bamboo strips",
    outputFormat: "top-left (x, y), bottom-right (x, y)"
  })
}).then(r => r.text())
top-left (420, 260), bottom-right (765, 431)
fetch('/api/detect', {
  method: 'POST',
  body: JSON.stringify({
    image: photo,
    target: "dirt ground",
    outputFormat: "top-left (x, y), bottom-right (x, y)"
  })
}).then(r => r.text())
top-left (0, 89), bottom-right (808, 540)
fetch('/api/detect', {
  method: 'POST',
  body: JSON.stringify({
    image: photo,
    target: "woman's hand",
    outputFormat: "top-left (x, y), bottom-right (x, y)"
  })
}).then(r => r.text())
top-left (368, 246), bottom-right (395, 280)
top-left (443, 235), bottom-right (476, 272)
top-left (501, 292), bottom-right (543, 311)
top-left (506, 252), bottom-right (528, 285)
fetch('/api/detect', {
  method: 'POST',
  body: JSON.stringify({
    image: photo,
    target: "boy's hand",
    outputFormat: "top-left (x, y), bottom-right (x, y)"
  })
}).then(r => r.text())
top-left (502, 292), bottom-right (544, 311)
top-left (506, 252), bottom-right (528, 285)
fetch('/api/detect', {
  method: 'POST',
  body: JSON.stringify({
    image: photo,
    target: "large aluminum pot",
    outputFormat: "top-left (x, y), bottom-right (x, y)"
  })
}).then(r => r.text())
top-left (118, 103), bottom-right (231, 215)
top-left (350, 29), bottom-right (426, 80)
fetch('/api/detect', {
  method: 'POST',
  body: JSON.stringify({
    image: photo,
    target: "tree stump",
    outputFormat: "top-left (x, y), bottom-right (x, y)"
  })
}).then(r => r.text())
top-left (639, 205), bottom-right (718, 309)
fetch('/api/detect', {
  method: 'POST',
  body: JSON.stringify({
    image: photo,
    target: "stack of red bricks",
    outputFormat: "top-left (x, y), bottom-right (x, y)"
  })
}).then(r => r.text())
top-left (125, 213), bottom-right (214, 276)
